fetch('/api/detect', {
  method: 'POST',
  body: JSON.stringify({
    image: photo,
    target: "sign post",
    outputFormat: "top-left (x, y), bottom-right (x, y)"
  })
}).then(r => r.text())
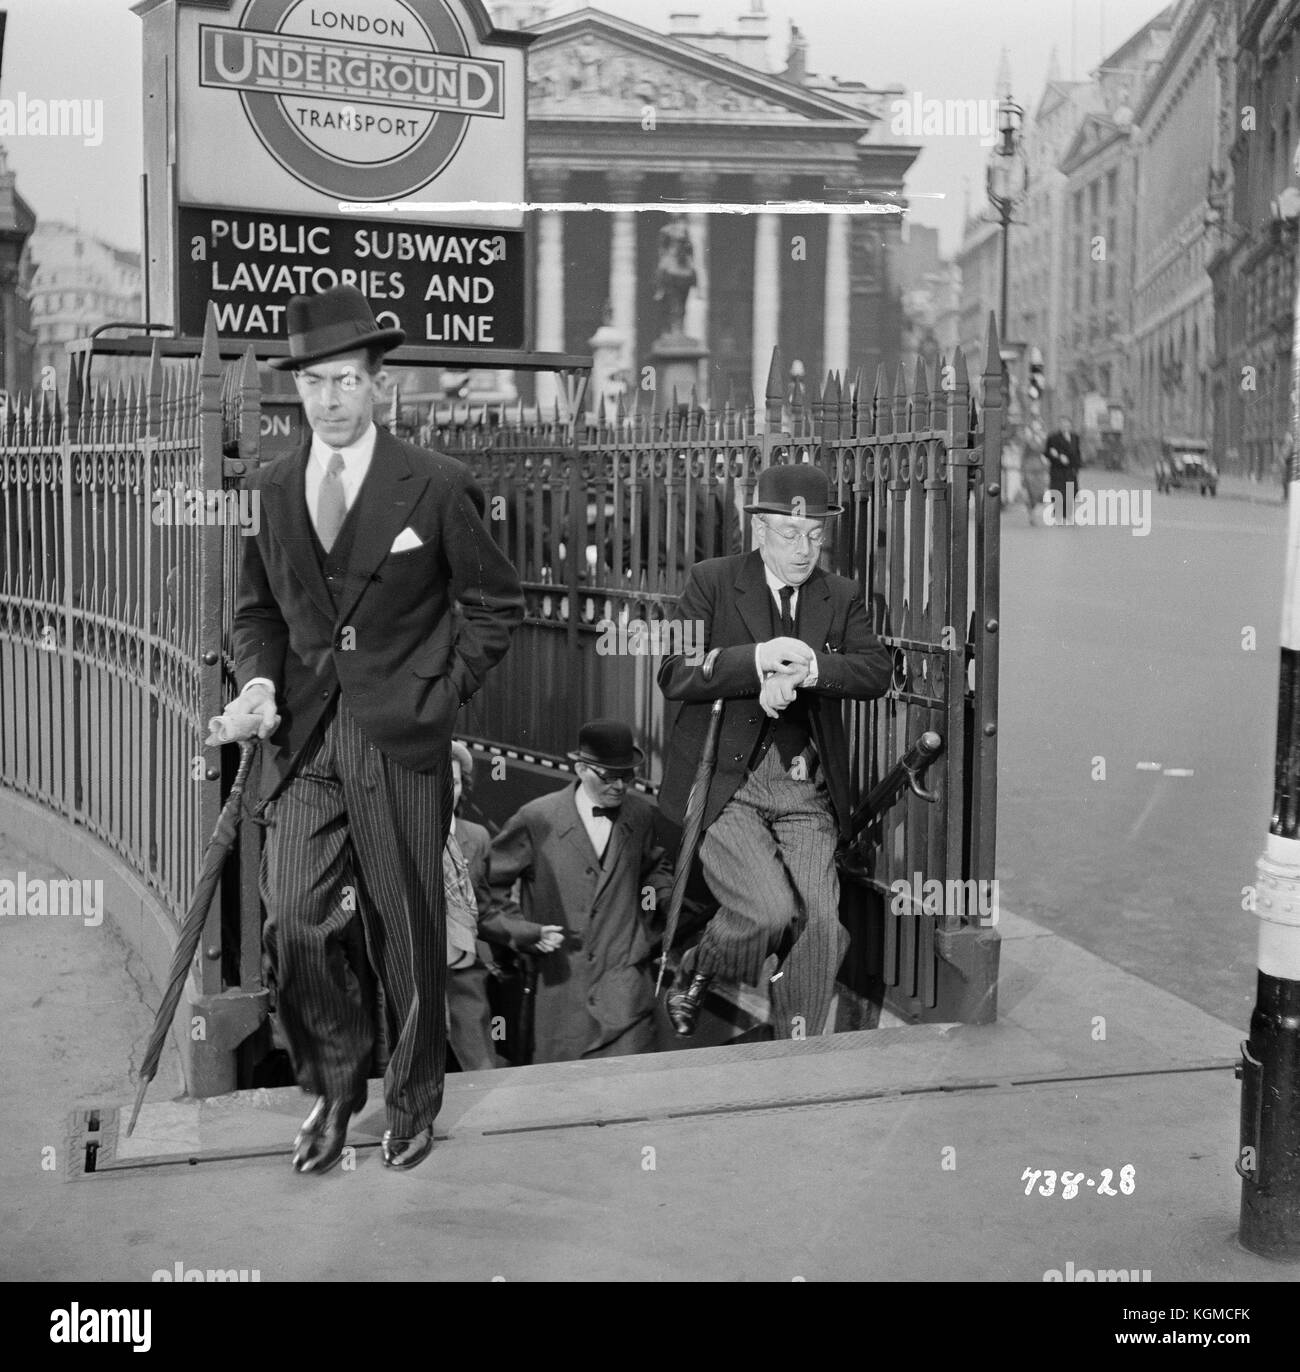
top-left (133, 0), bottom-right (531, 360)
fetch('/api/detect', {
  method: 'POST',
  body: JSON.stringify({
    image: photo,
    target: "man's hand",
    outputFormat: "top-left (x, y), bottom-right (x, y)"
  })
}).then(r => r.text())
top-left (759, 671), bottom-right (801, 719)
top-left (532, 925), bottom-right (564, 954)
top-left (757, 636), bottom-right (815, 675)
top-left (205, 683), bottom-right (279, 746)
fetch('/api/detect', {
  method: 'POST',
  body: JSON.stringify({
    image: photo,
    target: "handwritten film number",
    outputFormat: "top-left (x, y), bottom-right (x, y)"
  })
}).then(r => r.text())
top-left (1021, 1165), bottom-right (1135, 1198)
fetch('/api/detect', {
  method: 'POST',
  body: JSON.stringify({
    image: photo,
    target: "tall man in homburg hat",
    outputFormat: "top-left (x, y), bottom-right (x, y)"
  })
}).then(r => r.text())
top-left (208, 285), bottom-right (524, 1173)
top-left (657, 464), bottom-right (893, 1039)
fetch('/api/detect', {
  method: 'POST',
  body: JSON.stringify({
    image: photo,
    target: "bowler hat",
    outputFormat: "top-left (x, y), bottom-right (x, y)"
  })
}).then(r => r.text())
top-left (567, 719), bottom-right (645, 771)
top-left (270, 284), bottom-right (405, 370)
top-left (743, 463), bottom-right (842, 517)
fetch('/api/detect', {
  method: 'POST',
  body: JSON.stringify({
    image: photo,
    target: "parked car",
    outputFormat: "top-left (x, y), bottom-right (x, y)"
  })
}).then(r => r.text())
top-left (1155, 437), bottom-right (1217, 496)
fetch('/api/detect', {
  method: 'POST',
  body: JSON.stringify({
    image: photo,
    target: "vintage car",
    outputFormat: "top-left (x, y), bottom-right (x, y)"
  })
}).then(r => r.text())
top-left (1155, 437), bottom-right (1218, 496)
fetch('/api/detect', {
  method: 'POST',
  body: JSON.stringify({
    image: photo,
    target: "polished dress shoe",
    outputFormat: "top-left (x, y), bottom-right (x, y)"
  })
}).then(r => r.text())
top-left (381, 1127), bottom-right (434, 1171)
top-left (666, 971), bottom-right (713, 1037)
top-left (293, 1089), bottom-right (366, 1175)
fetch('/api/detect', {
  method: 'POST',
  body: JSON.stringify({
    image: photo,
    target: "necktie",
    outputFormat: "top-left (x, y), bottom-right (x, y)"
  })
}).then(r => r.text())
top-left (592, 805), bottom-right (621, 820)
top-left (317, 451), bottom-right (346, 552)
top-left (779, 585), bottom-right (795, 637)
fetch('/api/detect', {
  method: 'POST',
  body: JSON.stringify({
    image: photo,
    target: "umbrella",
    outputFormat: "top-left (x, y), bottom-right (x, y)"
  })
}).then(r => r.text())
top-left (655, 696), bottom-right (725, 996)
top-left (125, 739), bottom-right (258, 1136)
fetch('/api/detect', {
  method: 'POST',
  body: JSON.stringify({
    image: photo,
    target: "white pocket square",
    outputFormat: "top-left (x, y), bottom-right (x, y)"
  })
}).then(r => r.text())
top-left (389, 527), bottom-right (424, 553)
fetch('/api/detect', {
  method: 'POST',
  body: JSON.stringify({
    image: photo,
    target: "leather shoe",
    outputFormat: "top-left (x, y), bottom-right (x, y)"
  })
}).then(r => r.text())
top-left (292, 1088), bottom-right (366, 1175)
top-left (382, 1127), bottom-right (434, 1170)
top-left (666, 971), bottom-right (712, 1037)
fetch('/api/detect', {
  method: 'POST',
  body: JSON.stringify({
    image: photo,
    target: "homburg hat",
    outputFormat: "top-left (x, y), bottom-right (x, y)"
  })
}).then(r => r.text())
top-left (567, 719), bottom-right (645, 772)
top-left (270, 284), bottom-right (405, 370)
top-left (743, 463), bottom-right (843, 517)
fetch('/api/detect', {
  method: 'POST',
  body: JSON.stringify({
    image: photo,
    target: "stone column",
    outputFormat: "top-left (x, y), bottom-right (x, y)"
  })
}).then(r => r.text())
top-left (532, 166), bottom-right (567, 413)
top-left (751, 173), bottom-right (787, 413)
top-left (823, 206), bottom-right (850, 380)
top-left (607, 169), bottom-right (643, 386)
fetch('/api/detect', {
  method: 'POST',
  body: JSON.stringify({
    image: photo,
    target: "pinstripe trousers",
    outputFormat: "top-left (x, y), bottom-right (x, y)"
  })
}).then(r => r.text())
top-left (691, 745), bottom-right (848, 1038)
top-left (261, 699), bottom-right (452, 1136)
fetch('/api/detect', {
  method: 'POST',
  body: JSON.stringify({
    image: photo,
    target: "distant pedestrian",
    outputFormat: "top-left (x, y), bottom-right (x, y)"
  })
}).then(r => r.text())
top-left (1021, 421), bottom-right (1048, 525)
top-left (484, 720), bottom-right (674, 1063)
top-left (1045, 417), bottom-right (1083, 522)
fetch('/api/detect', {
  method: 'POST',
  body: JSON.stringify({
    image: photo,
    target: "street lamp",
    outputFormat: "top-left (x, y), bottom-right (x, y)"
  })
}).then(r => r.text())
top-left (985, 95), bottom-right (1026, 340)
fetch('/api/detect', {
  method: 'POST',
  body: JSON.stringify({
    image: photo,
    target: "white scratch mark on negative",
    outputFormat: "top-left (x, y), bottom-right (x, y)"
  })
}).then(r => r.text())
top-left (1161, 767), bottom-right (1194, 777)
top-left (1135, 761), bottom-right (1162, 771)
top-left (337, 200), bottom-right (911, 217)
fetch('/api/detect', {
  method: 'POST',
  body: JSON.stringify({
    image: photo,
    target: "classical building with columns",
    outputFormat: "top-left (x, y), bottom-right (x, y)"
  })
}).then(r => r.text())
top-left (497, 4), bottom-right (918, 412)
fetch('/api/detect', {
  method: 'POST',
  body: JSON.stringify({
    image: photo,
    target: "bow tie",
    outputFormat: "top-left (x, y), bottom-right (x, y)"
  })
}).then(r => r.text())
top-left (592, 805), bottom-right (621, 820)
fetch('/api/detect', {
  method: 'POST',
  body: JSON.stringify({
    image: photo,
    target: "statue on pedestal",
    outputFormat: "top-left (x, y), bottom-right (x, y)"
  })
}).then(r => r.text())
top-left (653, 217), bottom-right (697, 342)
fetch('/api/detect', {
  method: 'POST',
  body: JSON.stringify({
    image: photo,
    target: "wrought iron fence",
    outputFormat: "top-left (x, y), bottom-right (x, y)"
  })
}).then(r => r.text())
top-left (0, 312), bottom-right (263, 1085)
top-left (0, 308), bottom-right (1003, 1089)
top-left (425, 325), bottom-right (1004, 1012)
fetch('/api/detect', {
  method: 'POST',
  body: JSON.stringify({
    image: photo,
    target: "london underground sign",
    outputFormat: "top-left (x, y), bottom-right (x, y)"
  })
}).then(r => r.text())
top-left (197, 0), bottom-right (505, 201)
top-left (136, 0), bottom-right (528, 349)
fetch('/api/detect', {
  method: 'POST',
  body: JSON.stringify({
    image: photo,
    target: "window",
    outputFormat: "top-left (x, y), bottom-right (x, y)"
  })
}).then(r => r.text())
top-left (1107, 168), bottom-right (1118, 205)
top-left (1107, 262), bottom-right (1116, 299)
top-left (1089, 180), bottom-right (1100, 218)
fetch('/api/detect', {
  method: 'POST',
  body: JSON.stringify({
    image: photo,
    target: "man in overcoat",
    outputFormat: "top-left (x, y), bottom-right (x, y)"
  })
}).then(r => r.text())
top-left (657, 464), bottom-right (893, 1039)
top-left (483, 720), bottom-right (674, 1063)
top-left (208, 285), bottom-right (524, 1172)
top-left (1044, 416), bottom-right (1083, 514)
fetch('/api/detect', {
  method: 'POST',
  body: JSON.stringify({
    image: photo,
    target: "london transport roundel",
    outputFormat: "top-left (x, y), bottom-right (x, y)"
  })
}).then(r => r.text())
top-left (201, 0), bottom-right (504, 201)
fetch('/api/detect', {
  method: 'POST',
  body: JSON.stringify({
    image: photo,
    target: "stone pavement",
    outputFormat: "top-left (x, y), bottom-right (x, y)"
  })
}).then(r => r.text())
top-left (1, 819), bottom-right (1297, 1285)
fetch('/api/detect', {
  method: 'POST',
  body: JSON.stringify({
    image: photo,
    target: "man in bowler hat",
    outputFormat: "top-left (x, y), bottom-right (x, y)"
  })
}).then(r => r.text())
top-left (208, 285), bottom-right (524, 1172)
top-left (657, 463), bottom-right (892, 1039)
top-left (482, 720), bottom-right (674, 1063)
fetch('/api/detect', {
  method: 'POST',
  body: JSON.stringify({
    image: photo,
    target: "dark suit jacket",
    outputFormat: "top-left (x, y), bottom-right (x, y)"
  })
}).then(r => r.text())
top-left (657, 550), bottom-right (892, 839)
top-left (483, 785), bottom-right (674, 1062)
top-left (231, 427), bottom-right (525, 800)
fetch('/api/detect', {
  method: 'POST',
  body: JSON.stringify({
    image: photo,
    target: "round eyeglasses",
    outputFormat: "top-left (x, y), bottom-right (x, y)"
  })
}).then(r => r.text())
top-left (759, 517), bottom-right (826, 549)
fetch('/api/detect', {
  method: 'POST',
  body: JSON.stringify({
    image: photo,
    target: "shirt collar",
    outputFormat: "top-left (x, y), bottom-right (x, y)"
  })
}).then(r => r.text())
top-left (310, 421), bottom-right (377, 472)
top-left (763, 565), bottom-right (800, 602)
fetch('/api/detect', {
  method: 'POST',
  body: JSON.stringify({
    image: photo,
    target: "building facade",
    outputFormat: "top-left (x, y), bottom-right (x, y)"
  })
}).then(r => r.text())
top-left (1209, 0), bottom-right (1300, 480)
top-left (1128, 0), bottom-right (1233, 467)
top-left (499, 3), bottom-right (919, 413)
top-left (0, 146), bottom-right (35, 399)
top-left (1057, 11), bottom-right (1171, 441)
top-left (29, 222), bottom-right (143, 390)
